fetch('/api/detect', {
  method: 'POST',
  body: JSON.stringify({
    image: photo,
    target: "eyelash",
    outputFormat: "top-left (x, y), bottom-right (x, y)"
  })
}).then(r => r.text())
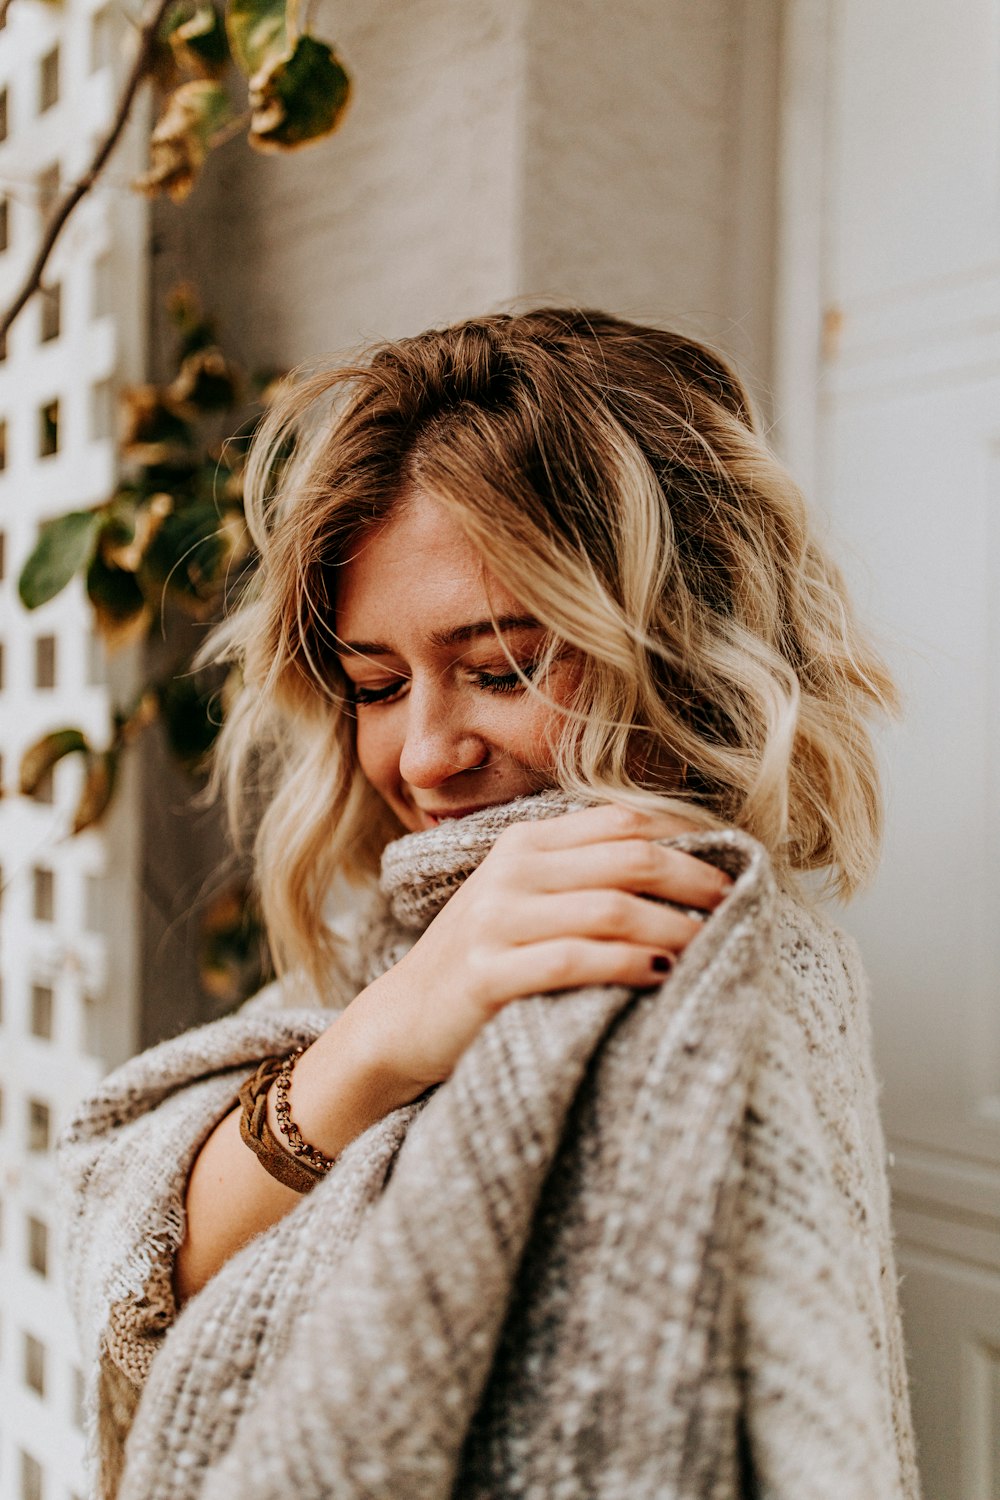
top-left (349, 663), bottom-right (537, 708)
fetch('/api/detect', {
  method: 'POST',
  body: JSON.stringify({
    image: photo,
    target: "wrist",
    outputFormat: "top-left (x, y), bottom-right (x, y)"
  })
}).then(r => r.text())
top-left (268, 1000), bottom-right (421, 1161)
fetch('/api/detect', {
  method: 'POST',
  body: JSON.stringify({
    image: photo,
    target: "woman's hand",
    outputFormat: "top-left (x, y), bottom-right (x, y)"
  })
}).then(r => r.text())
top-left (349, 803), bottom-right (733, 1103)
top-left (175, 805), bottom-right (731, 1305)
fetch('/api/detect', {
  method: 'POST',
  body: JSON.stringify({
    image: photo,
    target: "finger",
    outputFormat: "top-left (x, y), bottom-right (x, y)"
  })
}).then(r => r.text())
top-left (536, 839), bottom-right (732, 911)
top-left (498, 937), bottom-right (675, 1001)
top-left (510, 801), bottom-right (703, 853)
top-left (502, 889), bottom-right (705, 953)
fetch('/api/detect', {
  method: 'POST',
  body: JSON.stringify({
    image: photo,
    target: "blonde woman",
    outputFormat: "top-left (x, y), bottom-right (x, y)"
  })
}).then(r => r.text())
top-left (60, 310), bottom-right (919, 1500)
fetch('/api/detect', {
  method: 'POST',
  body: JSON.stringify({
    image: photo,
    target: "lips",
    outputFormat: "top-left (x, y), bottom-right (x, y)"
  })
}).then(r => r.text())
top-left (418, 804), bottom-right (493, 828)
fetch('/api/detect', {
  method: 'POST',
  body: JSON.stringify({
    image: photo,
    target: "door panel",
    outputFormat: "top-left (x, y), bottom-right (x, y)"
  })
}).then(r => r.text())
top-left (808, 1), bottom-right (1000, 1492)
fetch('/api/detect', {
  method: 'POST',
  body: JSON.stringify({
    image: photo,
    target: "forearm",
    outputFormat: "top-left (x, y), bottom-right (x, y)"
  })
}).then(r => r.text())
top-left (173, 994), bottom-right (416, 1306)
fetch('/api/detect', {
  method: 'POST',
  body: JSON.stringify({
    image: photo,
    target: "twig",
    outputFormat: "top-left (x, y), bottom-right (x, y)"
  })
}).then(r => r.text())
top-left (0, 0), bottom-right (174, 344)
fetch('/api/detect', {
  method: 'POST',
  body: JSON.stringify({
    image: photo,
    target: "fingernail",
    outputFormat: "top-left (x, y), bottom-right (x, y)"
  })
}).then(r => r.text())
top-left (651, 954), bottom-right (673, 974)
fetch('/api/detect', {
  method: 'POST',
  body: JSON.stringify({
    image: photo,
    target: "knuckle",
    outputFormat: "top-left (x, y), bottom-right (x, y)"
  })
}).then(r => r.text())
top-left (601, 890), bottom-right (634, 931)
top-left (540, 940), bottom-right (580, 991)
top-left (495, 821), bottom-right (533, 854)
top-left (624, 838), bottom-right (661, 880)
top-left (677, 914), bottom-right (706, 948)
top-left (607, 803), bottom-right (645, 837)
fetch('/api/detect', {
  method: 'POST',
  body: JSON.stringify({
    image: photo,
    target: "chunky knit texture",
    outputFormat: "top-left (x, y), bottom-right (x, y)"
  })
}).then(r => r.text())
top-left (58, 792), bottom-right (920, 1500)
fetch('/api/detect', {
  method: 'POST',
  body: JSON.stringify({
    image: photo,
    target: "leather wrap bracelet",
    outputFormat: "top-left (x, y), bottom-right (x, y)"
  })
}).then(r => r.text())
top-left (238, 1049), bottom-right (337, 1194)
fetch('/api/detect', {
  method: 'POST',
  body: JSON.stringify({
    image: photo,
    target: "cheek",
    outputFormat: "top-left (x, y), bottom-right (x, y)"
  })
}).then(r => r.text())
top-left (503, 667), bottom-right (582, 768)
top-left (353, 715), bottom-right (401, 792)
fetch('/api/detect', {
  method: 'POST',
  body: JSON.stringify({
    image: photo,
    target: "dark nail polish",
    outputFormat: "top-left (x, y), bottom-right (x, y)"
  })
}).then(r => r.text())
top-left (651, 954), bottom-right (673, 973)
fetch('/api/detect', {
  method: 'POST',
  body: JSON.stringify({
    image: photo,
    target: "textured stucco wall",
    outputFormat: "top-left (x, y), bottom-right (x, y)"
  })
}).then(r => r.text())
top-left (143, 0), bottom-right (781, 1037)
top-left (153, 0), bottom-right (530, 376)
top-left (153, 0), bottom-right (779, 379)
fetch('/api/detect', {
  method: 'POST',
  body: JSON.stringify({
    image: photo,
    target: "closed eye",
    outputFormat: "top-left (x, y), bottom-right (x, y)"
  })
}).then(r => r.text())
top-left (349, 678), bottom-right (407, 706)
top-left (348, 661), bottom-right (538, 708)
top-left (473, 665), bottom-right (536, 694)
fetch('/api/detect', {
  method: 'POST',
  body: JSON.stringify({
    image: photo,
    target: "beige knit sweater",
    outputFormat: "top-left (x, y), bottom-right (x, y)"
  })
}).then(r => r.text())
top-left (58, 792), bottom-right (920, 1500)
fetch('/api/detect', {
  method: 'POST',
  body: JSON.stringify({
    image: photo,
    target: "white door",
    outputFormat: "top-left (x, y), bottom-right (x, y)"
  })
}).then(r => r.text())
top-left (774, 2), bottom-right (1000, 1495)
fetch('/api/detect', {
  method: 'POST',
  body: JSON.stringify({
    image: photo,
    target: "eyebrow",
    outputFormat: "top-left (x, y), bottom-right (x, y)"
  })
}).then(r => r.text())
top-left (336, 614), bottom-right (542, 657)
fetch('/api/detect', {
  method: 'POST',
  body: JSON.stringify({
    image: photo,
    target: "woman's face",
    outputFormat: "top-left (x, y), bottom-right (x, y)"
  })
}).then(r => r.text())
top-left (334, 491), bottom-right (580, 833)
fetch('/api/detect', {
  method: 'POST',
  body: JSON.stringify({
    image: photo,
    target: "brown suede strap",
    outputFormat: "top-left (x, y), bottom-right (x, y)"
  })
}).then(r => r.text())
top-left (238, 1055), bottom-right (330, 1194)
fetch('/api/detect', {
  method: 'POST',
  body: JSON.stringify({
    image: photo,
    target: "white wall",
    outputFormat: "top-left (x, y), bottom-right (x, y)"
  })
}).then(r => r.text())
top-left (773, 1), bottom-right (1000, 1492)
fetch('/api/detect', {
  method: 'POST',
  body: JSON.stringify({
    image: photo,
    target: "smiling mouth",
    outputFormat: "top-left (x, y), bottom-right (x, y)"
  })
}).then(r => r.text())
top-left (419, 804), bottom-right (494, 826)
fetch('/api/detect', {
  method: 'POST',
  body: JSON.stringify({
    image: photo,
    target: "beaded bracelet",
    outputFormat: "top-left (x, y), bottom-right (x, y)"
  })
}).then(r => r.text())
top-left (238, 1049), bottom-right (336, 1194)
top-left (272, 1046), bottom-right (339, 1174)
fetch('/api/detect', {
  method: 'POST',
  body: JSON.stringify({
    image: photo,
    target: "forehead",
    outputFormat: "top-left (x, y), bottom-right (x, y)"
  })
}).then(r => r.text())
top-left (334, 492), bottom-right (524, 636)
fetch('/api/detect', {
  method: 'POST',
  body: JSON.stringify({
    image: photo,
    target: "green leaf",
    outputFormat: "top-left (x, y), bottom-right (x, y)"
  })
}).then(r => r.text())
top-left (226, 0), bottom-right (287, 77)
top-left (143, 503), bottom-right (226, 603)
top-left (19, 511), bottom-right (102, 609)
top-left (19, 728), bottom-right (90, 797)
top-left (249, 36), bottom-right (351, 152)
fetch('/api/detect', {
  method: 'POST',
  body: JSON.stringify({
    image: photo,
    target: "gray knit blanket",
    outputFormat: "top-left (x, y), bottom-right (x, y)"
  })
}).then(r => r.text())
top-left (58, 792), bottom-right (919, 1500)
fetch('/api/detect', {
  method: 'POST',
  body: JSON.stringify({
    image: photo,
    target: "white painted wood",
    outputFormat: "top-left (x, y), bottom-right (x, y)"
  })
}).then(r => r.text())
top-left (774, 0), bottom-right (1000, 1490)
top-left (0, 6), bottom-right (148, 1497)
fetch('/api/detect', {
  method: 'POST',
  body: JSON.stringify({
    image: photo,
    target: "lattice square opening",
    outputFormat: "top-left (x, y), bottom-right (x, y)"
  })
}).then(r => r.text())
top-left (20, 1450), bottom-right (43, 1500)
top-left (29, 983), bottom-right (53, 1039)
top-left (39, 283), bottom-right (60, 342)
top-left (39, 46), bottom-right (60, 113)
top-left (39, 399), bottom-right (59, 457)
top-left (26, 1216), bottom-right (48, 1278)
top-left (34, 634), bottom-right (57, 689)
top-left (36, 162), bottom-right (60, 224)
top-left (32, 866), bottom-right (54, 922)
top-left (26, 1098), bottom-right (50, 1152)
top-left (23, 1331), bottom-right (46, 1395)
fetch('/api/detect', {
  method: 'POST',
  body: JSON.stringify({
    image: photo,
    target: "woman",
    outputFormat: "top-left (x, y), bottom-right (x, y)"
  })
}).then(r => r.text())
top-left (60, 309), bottom-right (919, 1500)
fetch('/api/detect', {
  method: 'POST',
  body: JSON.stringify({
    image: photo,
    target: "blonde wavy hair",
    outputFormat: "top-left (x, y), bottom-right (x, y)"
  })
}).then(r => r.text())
top-left (201, 308), bottom-right (899, 994)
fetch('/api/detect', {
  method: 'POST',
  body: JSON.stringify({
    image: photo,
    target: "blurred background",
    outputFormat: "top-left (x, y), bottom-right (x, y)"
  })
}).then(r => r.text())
top-left (0, 2), bottom-right (996, 1497)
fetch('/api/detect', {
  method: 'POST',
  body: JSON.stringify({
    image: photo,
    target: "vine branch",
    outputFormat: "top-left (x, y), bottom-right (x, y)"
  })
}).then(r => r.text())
top-left (0, 0), bottom-right (174, 344)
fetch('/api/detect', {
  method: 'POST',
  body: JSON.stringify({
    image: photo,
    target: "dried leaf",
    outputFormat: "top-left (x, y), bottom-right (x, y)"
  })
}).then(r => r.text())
top-left (115, 690), bottom-right (161, 746)
top-left (18, 510), bottom-right (102, 609)
top-left (134, 80), bottom-right (233, 203)
top-left (101, 493), bottom-right (174, 573)
top-left (166, 283), bottom-right (218, 358)
top-left (249, 36), bottom-right (351, 153)
top-left (120, 385), bottom-right (193, 464)
top-left (169, 2), bottom-right (230, 78)
top-left (86, 552), bottom-right (151, 647)
top-left (19, 729), bottom-right (90, 797)
top-left (72, 750), bottom-right (119, 834)
top-left (168, 347), bottom-right (240, 413)
top-left (226, 0), bottom-right (287, 77)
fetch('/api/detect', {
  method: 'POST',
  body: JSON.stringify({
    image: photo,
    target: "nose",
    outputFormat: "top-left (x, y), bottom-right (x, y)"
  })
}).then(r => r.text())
top-left (397, 681), bottom-right (490, 789)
